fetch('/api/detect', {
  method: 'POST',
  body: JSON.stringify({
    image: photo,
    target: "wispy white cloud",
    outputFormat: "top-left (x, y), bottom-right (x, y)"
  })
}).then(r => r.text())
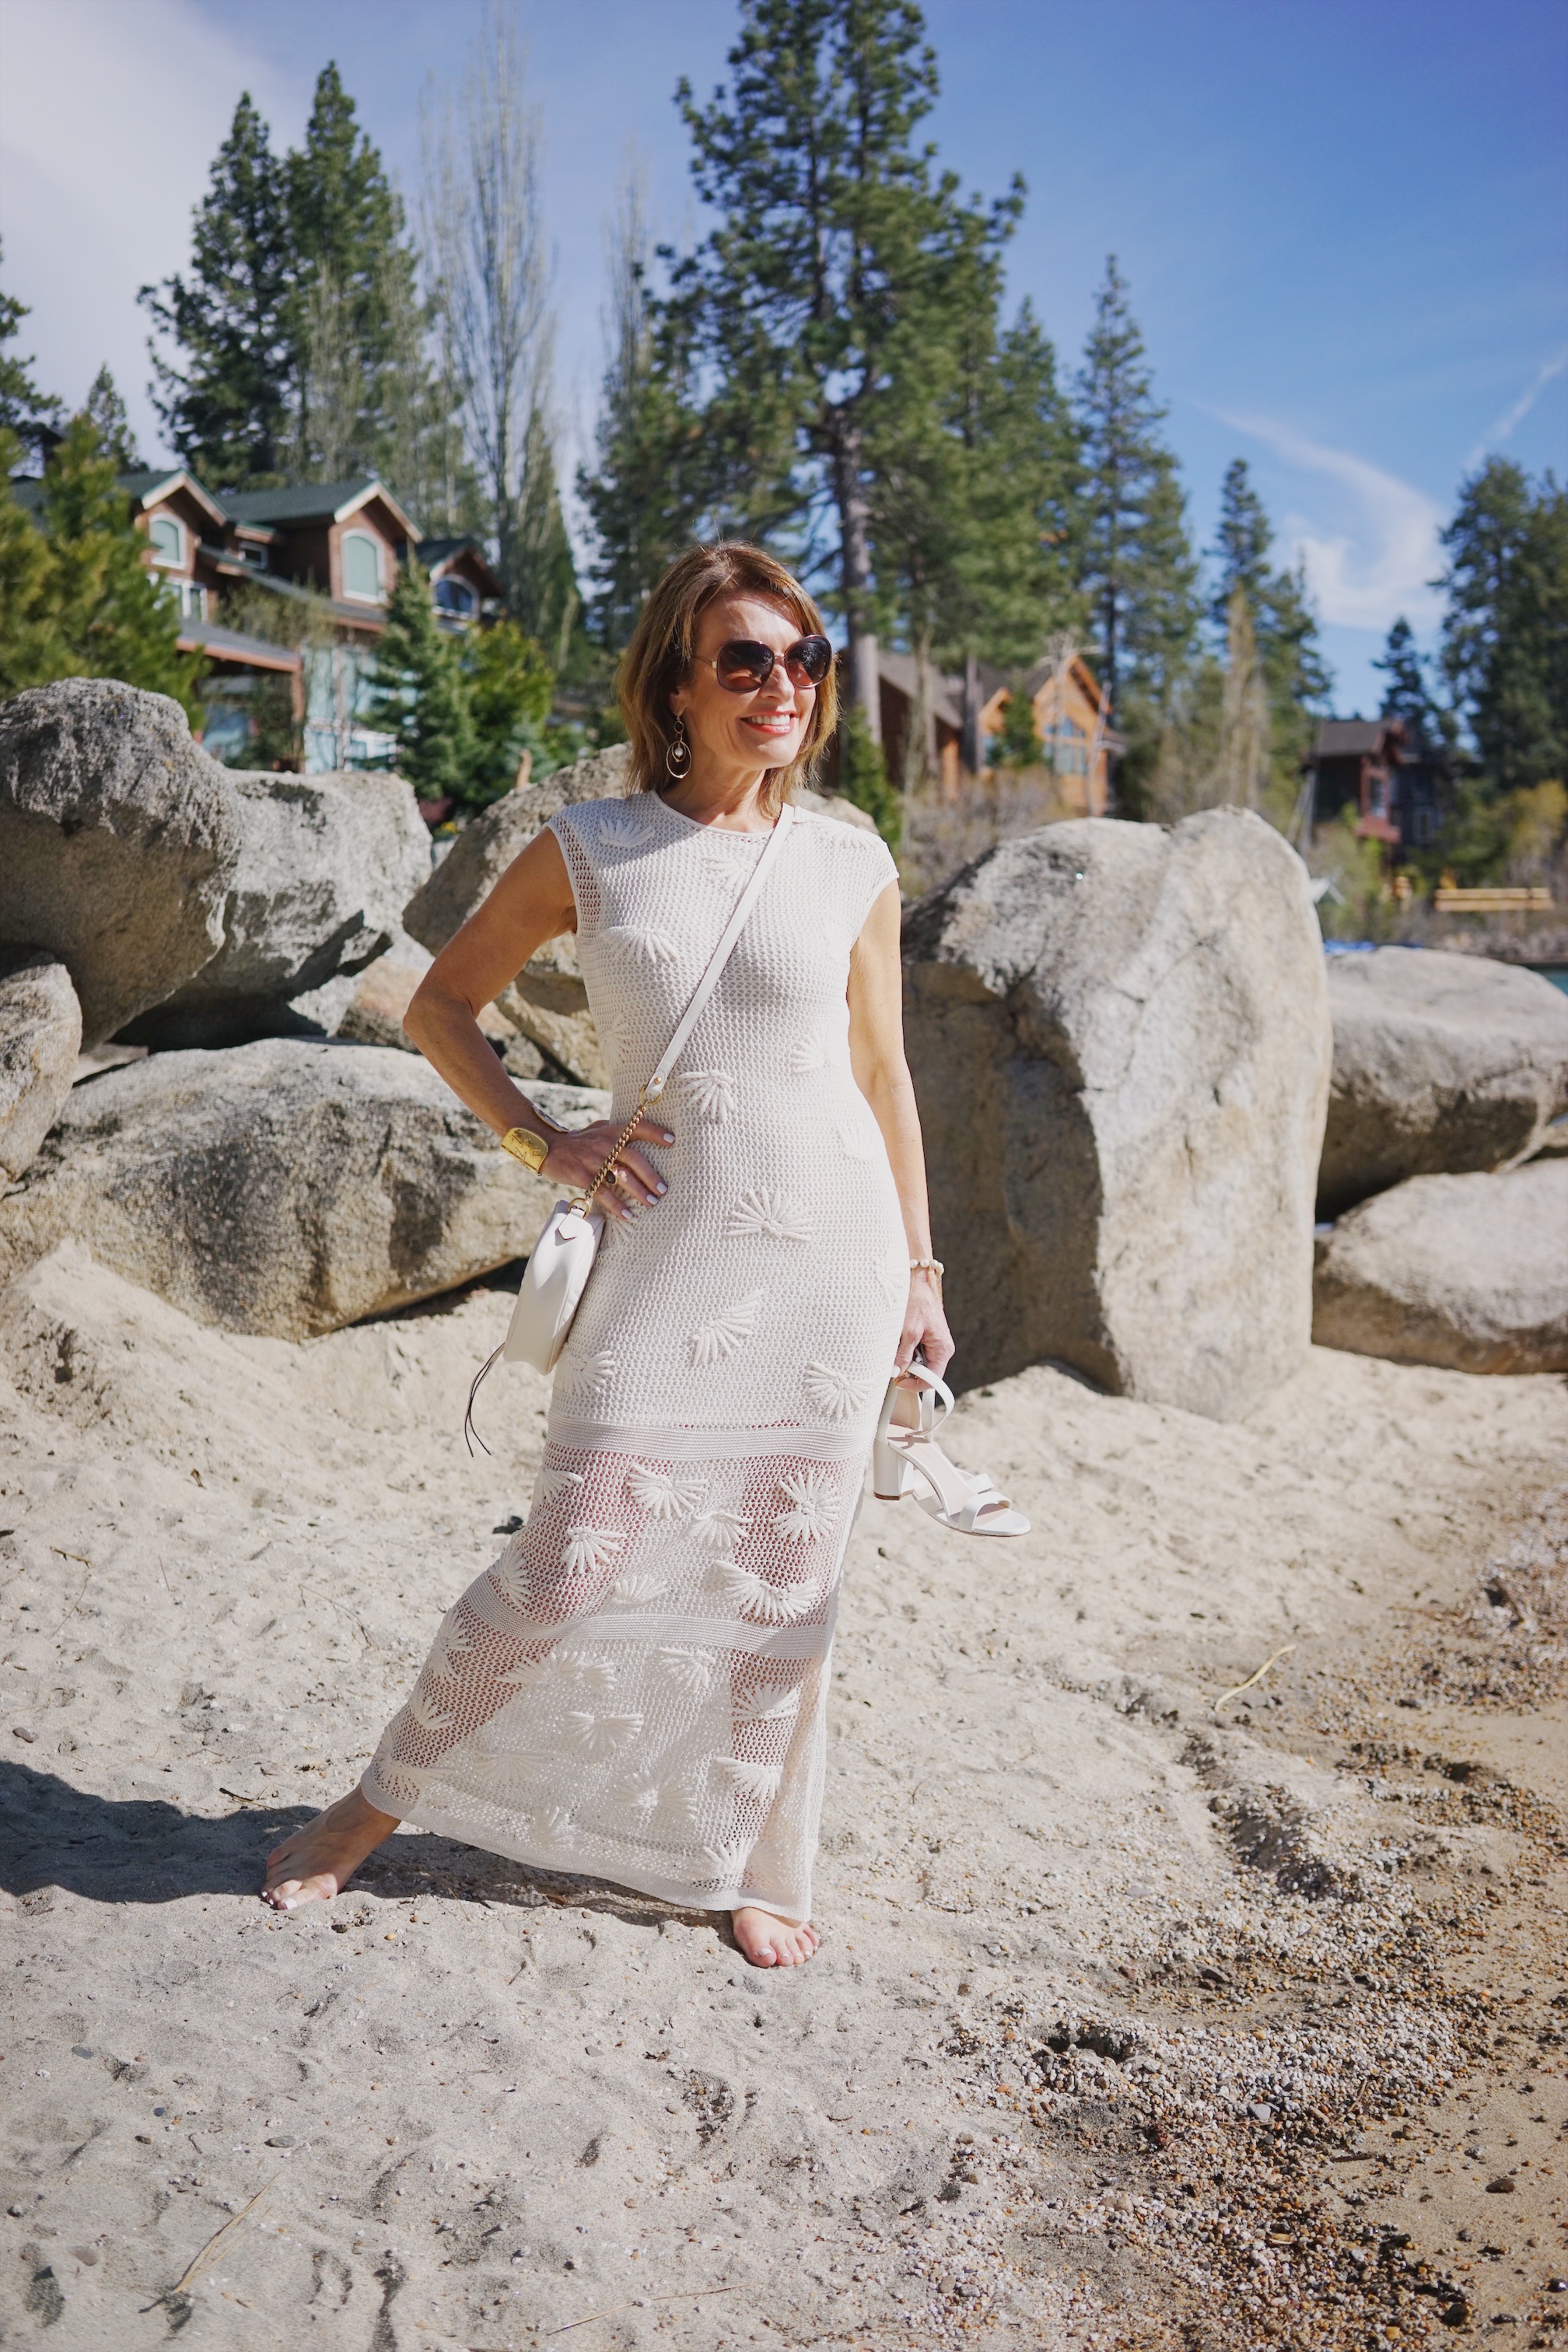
top-left (1465, 348), bottom-right (1568, 471)
top-left (0, 0), bottom-right (296, 460)
top-left (1220, 413), bottom-right (1445, 635)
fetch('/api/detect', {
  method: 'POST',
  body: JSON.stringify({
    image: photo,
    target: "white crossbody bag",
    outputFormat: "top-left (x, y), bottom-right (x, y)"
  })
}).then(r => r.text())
top-left (465, 803), bottom-right (795, 1451)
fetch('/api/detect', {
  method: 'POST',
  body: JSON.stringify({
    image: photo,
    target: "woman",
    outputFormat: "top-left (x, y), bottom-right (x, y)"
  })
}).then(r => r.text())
top-left (263, 541), bottom-right (975, 1969)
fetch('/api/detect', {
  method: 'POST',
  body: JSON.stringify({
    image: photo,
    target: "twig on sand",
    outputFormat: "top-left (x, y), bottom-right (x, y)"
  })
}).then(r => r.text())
top-left (471, 2283), bottom-right (736, 2343)
top-left (48, 1559), bottom-right (92, 1639)
top-left (141, 2157), bottom-right (295, 2312)
top-left (1212, 1643), bottom-right (1296, 1716)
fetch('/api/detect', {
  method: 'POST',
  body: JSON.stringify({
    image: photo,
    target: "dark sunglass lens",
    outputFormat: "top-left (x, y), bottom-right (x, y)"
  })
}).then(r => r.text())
top-left (788, 635), bottom-right (831, 684)
top-left (715, 639), bottom-right (774, 688)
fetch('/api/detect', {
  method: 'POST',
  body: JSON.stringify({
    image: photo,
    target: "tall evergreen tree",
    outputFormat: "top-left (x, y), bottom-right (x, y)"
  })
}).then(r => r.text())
top-left (670, 0), bottom-right (1021, 742)
top-left (82, 366), bottom-right (140, 468)
top-left (0, 430), bottom-right (67, 697)
top-left (26, 415), bottom-right (201, 709)
top-left (1209, 457), bottom-right (1329, 786)
top-left (464, 617), bottom-right (554, 803)
top-left (579, 168), bottom-right (706, 653)
top-left (1439, 458), bottom-right (1568, 795)
top-left (507, 403), bottom-right (581, 674)
top-left (369, 557), bottom-right (474, 799)
top-left (140, 95), bottom-right (293, 488)
top-left (0, 248), bottom-right (62, 454)
top-left (1374, 615), bottom-right (1437, 732)
top-left (1073, 257), bottom-right (1199, 784)
top-left (286, 64), bottom-right (438, 490)
top-left (873, 293), bottom-right (1082, 772)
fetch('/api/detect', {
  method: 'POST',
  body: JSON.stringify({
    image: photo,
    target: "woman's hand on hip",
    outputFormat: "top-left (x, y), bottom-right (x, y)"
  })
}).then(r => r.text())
top-left (896, 1270), bottom-right (953, 1382)
top-left (544, 1113), bottom-right (674, 1223)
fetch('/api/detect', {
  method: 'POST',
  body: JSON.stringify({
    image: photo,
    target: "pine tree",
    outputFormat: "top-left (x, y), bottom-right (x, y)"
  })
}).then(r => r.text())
top-left (1209, 457), bottom-right (1329, 794)
top-left (937, 299), bottom-right (1083, 766)
top-left (579, 167), bottom-right (707, 654)
top-left (464, 617), bottom-right (555, 803)
top-left (838, 701), bottom-right (901, 844)
top-left (1373, 614), bottom-right (1440, 737)
top-left (992, 674), bottom-right (1043, 768)
top-left (0, 429), bottom-right (67, 698)
top-left (83, 366), bottom-right (140, 468)
top-left (670, 0), bottom-right (1021, 743)
top-left (0, 247), bottom-right (62, 453)
top-left (1073, 257), bottom-right (1200, 793)
top-left (370, 557), bottom-right (474, 799)
top-left (285, 64), bottom-right (438, 489)
top-left (33, 415), bottom-right (201, 709)
top-left (507, 398), bottom-right (583, 674)
top-left (140, 94), bottom-right (293, 488)
top-left (1439, 459), bottom-right (1568, 795)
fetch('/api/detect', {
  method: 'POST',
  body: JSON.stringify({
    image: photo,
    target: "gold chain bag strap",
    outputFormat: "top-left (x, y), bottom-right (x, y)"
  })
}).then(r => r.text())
top-left (465, 804), bottom-right (796, 1449)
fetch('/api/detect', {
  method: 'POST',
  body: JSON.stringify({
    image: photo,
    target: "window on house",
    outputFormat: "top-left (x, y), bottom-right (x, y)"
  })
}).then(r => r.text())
top-left (341, 530), bottom-right (382, 601)
top-left (148, 514), bottom-right (184, 567)
top-left (434, 576), bottom-right (478, 618)
top-left (1051, 716), bottom-right (1088, 777)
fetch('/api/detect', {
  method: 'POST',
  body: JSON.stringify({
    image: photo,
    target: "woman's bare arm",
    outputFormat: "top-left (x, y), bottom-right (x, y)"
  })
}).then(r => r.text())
top-left (403, 826), bottom-right (671, 1219)
top-left (846, 878), bottom-right (954, 1381)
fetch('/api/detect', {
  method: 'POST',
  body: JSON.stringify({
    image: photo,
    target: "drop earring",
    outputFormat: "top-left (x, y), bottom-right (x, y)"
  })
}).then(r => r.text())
top-left (665, 715), bottom-right (691, 779)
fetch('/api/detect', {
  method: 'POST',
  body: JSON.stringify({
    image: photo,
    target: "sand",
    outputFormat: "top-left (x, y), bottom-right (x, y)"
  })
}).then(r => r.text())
top-left (2, 1238), bottom-right (1565, 2349)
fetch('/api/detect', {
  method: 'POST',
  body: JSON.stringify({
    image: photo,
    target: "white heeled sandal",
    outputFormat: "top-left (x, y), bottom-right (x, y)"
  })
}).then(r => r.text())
top-left (873, 1364), bottom-right (1030, 1538)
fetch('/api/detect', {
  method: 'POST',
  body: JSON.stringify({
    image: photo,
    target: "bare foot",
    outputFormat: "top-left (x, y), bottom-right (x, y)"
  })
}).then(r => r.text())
top-left (262, 1787), bottom-right (399, 1912)
top-left (731, 1906), bottom-right (821, 1968)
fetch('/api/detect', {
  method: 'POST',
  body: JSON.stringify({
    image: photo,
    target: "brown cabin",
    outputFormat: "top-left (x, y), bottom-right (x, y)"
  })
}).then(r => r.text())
top-left (818, 644), bottom-right (1115, 815)
top-left (976, 651), bottom-right (1115, 817)
top-left (1306, 717), bottom-right (1448, 858)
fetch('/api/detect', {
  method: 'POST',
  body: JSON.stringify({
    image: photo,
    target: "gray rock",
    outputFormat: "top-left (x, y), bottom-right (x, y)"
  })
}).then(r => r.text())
top-left (0, 950), bottom-right (81, 1181)
top-left (403, 744), bottom-right (635, 954)
top-left (121, 769), bottom-right (432, 1048)
top-left (0, 680), bottom-right (242, 1047)
top-left (403, 745), bottom-right (634, 1087)
top-left (1318, 947), bottom-right (1568, 1216)
top-left (0, 1038), bottom-right (609, 1339)
top-left (1313, 1160), bottom-right (1568, 1374)
top-left (403, 753), bottom-right (879, 1087)
top-left (902, 807), bottom-right (1331, 1419)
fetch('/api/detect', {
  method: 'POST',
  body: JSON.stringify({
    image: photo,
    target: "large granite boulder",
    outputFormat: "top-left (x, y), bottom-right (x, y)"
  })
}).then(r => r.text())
top-left (404, 754), bottom-right (877, 1087)
top-left (902, 808), bottom-right (1331, 1419)
top-left (403, 744), bottom-right (632, 1085)
top-left (0, 1038), bottom-right (609, 1340)
top-left (121, 768), bottom-right (432, 1048)
top-left (1318, 947), bottom-right (1568, 1216)
top-left (0, 949), bottom-right (81, 1181)
top-left (0, 680), bottom-right (242, 1046)
top-left (1313, 1160), bottom-right (1568, 1374)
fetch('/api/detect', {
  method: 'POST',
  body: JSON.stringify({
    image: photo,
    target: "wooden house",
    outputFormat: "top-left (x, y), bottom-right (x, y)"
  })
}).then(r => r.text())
top-left (817, 644), bottom-right (1115, 815)
top-left (1306, 717), bottom-right (1447, 857)
top-left (975, 651), bottom-right (1115, 816)
top-left (417, 536), bottom-right (506, 629)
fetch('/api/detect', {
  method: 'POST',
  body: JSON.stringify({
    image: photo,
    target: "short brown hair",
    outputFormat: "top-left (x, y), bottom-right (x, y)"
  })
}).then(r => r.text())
top-left (616, 541), bottom-right (838, 815)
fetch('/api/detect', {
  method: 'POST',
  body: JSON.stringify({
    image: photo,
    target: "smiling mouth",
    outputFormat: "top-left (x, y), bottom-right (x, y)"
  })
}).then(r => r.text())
top-left (742, 713), bottom-right (796, 733)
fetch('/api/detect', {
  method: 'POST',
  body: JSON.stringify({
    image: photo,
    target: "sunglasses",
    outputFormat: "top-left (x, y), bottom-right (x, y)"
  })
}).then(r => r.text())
top-left (694, 635), bottom-right (833, 693)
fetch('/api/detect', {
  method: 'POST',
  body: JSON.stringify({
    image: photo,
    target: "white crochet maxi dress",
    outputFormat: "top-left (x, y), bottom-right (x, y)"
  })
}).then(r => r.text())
top-left (362, 793), bottom-right (905, 1923)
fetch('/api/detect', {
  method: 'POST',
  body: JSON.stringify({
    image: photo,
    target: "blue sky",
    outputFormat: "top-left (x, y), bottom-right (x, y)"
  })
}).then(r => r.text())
top-left (4, 0), bottom-right (1564, 715)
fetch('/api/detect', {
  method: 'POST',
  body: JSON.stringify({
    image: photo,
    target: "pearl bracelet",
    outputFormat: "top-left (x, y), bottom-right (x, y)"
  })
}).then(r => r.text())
top-left (908, 1257), bottom-right (944, 1279)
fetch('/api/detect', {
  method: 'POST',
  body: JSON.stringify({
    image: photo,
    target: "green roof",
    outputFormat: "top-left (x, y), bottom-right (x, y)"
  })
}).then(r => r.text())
top-left (222, 478), bottom-right (384, 524)
top-left (117, 467), bottom-right (182, 499)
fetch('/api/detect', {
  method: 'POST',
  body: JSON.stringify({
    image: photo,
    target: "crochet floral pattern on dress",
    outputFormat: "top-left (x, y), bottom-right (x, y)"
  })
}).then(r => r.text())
top-left (363, 794), bottom-right (905, 1924)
